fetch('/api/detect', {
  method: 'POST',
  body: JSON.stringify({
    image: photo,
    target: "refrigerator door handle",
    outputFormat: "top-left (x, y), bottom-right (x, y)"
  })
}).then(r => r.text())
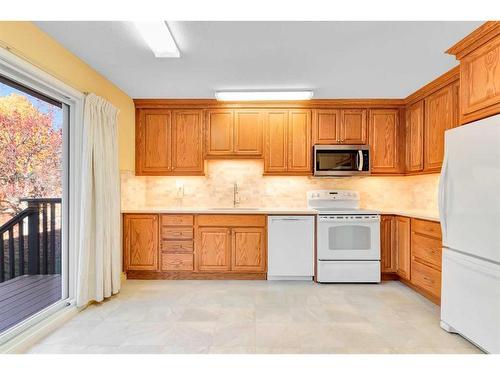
top-left (439, 150), bottom-right (448, 243)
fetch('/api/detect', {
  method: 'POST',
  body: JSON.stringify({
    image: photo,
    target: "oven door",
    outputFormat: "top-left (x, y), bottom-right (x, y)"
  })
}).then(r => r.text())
top-left (314, 145), bottom-right (370, 176)
top-left (317, 215), bottom-right (380, 260)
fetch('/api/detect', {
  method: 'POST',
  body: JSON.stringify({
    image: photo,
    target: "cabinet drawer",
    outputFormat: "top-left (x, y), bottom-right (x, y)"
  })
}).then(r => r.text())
top-left (411, 218), bottom-right (441, 239)
top-left (161, 227), bottom-right (193, 240)
top-left (197, 214), bottom-right (266, 227)
top-left (161, 253), bottom-right (194, 271)
top-left (411, 260), bottom-right (441, 298)
top-left (411, 233), bottom-right (442, 270)
top-left (161, 214), bottom-right (194, 226)
top-left (161, 240), bottom-right (193, 253)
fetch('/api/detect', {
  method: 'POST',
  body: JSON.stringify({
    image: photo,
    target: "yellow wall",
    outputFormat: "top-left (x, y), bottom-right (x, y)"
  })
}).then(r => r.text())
top-left (0, 21), bottom-right (135, 171)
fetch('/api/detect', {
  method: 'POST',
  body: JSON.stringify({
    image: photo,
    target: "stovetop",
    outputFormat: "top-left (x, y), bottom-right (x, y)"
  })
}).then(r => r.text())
top-left (314, 208), bottom-right (380, 215)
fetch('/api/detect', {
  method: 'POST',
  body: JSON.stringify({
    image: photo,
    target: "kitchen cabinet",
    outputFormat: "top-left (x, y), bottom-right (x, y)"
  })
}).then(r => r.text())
top-left (195, 215), bottom-right (267, 274)
top-left (424, 85), bottom-right (455, 172)
top-left (369, 109), bottom-right (402, 174)
top-left (123, 214), bottom-right (159, 271)
top-left (136, 109), bottom-right (204, 176)
top-left (160, 214), bottom-right (195, 272)
top-left (312, 109), bottom-right (367, 145)
top-left (405, 101), bottom-right (424, 173)
top-left (340, 109), bottom-right (368, 144)
top-left (446, 22), bottom-right (500, 124)
top-left (136, 110), bottom-right (172, 175)
top-left (231, 227), bottom-right (266, 272)
top-left (205, 109), bottom-right (263, 157)
top-left (380, 215), bottom-right (397, 274)
top-left (196, 227), bottom-right (231, 272)
top-left (395, 216), bottom-right (411, 280)
top-left (410, 218), bottom-right (442, 302)
top-left (171, 110), bottom-right (204, 174)
top-left (264, 109), bottom-right (312, 175)
top-left (288, 110), bottom-right (312, 172)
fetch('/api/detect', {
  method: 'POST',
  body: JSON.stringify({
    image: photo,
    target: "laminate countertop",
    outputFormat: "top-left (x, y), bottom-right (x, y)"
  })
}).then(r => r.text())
top-left (121, 207), bottom-right (440, 221)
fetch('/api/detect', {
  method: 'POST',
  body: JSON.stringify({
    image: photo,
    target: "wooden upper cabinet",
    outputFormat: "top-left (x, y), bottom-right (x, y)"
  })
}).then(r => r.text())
top-left (424, 85), bottom-right (454, 172)
top-left (380, 215), bottom-right (396, 273)
top-left (312, 109), bottom-right (340, 144)
top-left (369, 109), bottom-right (401, 174)
top-left (136, 109), bottom-right (171, 175)
top-left (231, 227), bottom-right (266, 272)
top-left (312, 109), bottom-right (367, 145)
top-left (288, 110), bottom-right (312, 173)
top-left (405, 101), bottom-right (424, 173)
top-left (205, 109), bottom-right (263, 157)
top-left (171, 110), bottom-right (204, 174)
top-left (446, 22), bottom-right (500, 124)
top-left (263, 110), bottom-right (288, 173)
top-left (234, 110), bottom-right (263, 156)
top-left (196, 227), bottom-right (231, 272)
top-left (123, 214), bottom-right (158, 271)
top-left (340, 109), bottom-right (368, 144)
top-left (395, 216), bottom-right (411, 280)
top-left (205, 110), bottom-right (234, 156)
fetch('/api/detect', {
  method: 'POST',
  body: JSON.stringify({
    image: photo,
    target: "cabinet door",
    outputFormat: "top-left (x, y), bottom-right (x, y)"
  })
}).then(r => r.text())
top-left (395, 216), bottom-right (411, 280)
top-left (340, 109), bottom-right (368, 144)
top-left (205, 110), bottom-right (234, 156)
top-left (264, 110), bottom-right (288, 173)
top-left (312, 109), bottom-right (340, 144)
top-left (424, 85), bottom-right (454, 172)
top-left (172, 110), bottom-right (204, 174)
top-left (460, 33), bottom-right (500, 124)
top-left (369, 109), bottom-right (401, 173)
top-left (123, 214), bottom-right (158, 271)
top-left (288, 110), bottom-right (312, 173)
top-left (405, 101), bottom-right (424, 172)
top-left (196, 227), bottom-right (231, 272)
top-left (136, 110), bottom-right (171, 175)
top-left (231, 227), bottom-right (266, 272)
top-left (234, 110), bottom-right (263, 156)
top-left (380, 215), bottom-right (396, 273)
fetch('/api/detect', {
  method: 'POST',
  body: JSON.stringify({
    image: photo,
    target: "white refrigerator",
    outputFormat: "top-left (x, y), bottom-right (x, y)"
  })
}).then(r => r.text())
top-left (439, 113), bottom-right (500, 354)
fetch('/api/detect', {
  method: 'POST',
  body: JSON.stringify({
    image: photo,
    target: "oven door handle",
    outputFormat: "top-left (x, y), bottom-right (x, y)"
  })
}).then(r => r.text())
top-left (357, 150), bottom-right (364, 171)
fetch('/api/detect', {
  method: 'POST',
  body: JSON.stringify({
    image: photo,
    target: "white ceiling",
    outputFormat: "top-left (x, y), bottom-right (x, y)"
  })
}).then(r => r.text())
top-left (36, 21), bottom-right (482, 99)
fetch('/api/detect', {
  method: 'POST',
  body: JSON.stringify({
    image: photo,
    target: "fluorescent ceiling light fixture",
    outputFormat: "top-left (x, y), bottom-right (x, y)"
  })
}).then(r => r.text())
top-left (133, 21), bottom-right (180, 58)
top-left (215, 91), bottom-right (314, 101)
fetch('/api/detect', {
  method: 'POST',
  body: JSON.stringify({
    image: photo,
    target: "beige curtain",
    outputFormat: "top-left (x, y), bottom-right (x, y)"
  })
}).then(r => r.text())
top-left (76, 93), bottom-right (120, 307)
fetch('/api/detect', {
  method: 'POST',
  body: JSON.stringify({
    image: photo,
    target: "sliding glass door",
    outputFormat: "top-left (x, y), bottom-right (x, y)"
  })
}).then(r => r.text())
top-left (0, 75), bottom-right (67, 335)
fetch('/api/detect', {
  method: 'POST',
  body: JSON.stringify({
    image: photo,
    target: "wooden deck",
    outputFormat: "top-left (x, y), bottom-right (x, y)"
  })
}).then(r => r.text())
top-left (0, 274), bottom-right (61, 333)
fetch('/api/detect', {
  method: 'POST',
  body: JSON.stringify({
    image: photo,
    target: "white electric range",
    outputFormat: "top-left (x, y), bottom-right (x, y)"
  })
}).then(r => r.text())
top-left (307, 190), bottom-right (381, 283)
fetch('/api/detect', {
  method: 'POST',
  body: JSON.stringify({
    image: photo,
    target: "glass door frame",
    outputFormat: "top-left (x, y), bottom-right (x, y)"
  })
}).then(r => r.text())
top-left (0, 47), bottom-right (84, 345)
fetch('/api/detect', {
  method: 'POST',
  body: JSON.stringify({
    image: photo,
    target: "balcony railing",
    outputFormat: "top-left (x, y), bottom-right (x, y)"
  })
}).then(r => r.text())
top-left (0, 198), bottom-right (62, 283)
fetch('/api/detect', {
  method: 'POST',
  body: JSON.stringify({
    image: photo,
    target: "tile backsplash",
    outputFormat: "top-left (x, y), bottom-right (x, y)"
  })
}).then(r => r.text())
top-left (121, 160), bottom-right (439, 214)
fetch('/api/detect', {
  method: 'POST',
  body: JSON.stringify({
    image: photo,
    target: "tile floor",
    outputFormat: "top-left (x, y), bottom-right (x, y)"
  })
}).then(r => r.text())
top-left (27, 280), bottom-right (482, 354)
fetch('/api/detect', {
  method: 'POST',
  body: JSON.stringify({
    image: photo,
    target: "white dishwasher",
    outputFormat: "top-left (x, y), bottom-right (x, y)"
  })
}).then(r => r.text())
top-left (267, 216), bottom-right (315, 280)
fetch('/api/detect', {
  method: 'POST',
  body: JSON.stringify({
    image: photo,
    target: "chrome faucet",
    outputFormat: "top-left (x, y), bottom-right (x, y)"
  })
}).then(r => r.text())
top-left (233, 182), bottom-right (240, 207)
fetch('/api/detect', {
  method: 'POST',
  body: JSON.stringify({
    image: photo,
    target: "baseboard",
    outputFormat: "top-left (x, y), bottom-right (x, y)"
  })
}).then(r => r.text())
top-left (381, 272), bottom-right (399, 281)
top-left (267, 276), bottom-right (314, 281)
top-left (126, 271), bottom-right (267, 280)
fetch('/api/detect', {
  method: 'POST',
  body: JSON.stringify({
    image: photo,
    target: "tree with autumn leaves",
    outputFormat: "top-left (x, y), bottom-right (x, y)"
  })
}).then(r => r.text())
top-left (0, 93), bottom-right (62, 218)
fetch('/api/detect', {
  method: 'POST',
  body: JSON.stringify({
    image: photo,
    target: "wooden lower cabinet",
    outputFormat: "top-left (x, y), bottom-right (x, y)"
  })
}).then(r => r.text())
top-left (380, 215), bottom-right (442, 304)
top-left (123, 213), bottom-right (267, 279)
top-left (196, 227), bottom-right (231, 272)
top-left (123, 214), bottom-right (159, 271)
top-left (195, 215), bottom-right (267, 275)
top-left (395, 216), bottom-right (411, 280)
top-left (231, 227), bottom-right (266, 272)
top-left (380, 215), bottom-right (397, 274)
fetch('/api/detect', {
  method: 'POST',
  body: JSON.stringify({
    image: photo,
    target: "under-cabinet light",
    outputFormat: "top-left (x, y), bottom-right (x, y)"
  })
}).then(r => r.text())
top-left (133, 21), bottom-right (180, 58)
top-left (215, 91), bottom-right (314, 101)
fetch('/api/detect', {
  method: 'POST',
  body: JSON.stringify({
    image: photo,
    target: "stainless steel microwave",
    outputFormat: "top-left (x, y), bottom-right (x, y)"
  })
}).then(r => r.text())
top-left (313, 145), bottom-right (370, 176)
